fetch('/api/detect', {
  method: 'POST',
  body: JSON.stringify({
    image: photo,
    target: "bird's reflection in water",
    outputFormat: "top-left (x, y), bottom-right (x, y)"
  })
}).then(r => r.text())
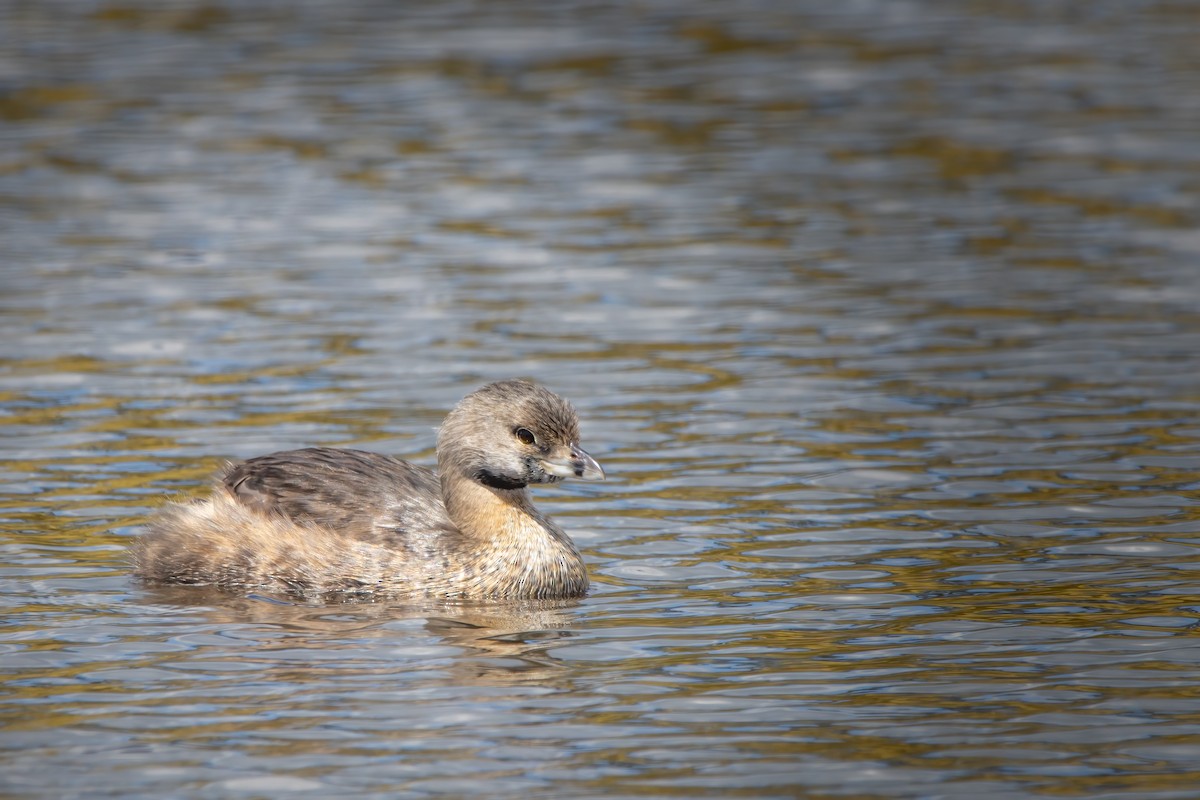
top-left (137, 584), bottom-right (584, 687)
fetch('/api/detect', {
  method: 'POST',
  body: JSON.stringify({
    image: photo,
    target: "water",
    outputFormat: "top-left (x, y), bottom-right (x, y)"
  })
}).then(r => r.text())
top-left (3, 1), bottom-right (1200, 797)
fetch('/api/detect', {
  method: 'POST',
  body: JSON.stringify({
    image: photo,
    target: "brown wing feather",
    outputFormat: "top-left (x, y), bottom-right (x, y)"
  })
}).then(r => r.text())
top-left (222, 447), bottom-right (453, 543)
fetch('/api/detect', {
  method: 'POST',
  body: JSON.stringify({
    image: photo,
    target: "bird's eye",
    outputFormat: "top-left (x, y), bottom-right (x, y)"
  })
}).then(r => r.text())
top-left (514, 427), bottom-right (537, 445)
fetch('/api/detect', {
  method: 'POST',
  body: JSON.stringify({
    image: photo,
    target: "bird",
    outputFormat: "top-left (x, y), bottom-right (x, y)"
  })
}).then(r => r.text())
top-left (131, 379), bottom-right (605, 600)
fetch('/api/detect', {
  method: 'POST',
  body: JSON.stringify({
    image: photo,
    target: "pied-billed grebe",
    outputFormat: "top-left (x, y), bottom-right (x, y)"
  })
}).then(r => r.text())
top-left (131, 380), bottom-right (605, 600)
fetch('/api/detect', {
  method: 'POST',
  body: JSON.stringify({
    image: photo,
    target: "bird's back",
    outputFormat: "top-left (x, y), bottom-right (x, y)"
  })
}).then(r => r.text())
top-left (223, 447), bottom-right (454, 544)
top-left (132, 448), bottom-right (462, 598)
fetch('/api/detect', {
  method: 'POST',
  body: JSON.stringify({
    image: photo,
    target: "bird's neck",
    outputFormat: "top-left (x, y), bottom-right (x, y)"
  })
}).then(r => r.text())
top-left (441, 470), bottom-right (542, 541)
top-left (439, 470), bottom-right (588, 597)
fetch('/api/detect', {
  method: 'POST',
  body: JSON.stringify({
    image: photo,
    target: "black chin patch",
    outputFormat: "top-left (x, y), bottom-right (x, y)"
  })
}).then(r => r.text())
top-left (474, 470), bottom-right (528, 491)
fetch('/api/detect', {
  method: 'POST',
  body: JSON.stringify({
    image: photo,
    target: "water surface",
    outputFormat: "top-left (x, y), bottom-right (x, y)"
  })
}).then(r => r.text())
top-left (3, 2), bottom-right (1200, 798)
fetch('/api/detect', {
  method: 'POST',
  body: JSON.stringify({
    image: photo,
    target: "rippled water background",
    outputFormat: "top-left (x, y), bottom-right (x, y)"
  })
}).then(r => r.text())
top-left (3, 1), bottom-right (1200, 797)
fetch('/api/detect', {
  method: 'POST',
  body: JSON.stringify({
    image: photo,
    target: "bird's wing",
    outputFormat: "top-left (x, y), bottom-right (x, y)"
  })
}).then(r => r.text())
top-left (221, 447), bottom-right (452, 542)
